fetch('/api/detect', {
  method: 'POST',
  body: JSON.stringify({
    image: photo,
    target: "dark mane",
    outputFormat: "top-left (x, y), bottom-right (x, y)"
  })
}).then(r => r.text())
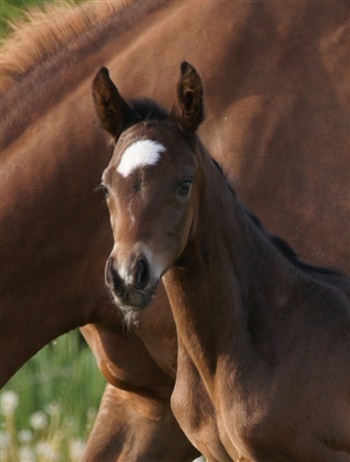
top-left (245, 209), bottom-right (344, 278)
top-left (211, 158), bottom-right (344, 278)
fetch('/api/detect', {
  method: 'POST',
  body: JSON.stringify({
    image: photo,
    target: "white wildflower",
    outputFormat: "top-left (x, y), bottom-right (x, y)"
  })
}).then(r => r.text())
top-left (45, 401), bottom-right (60, 416)
top-left (18, 446), bottom-right (35, 462)
top-left (29, 411), bottom-right (48, 430)
top-left (0, 430), bottom-right (9, 449)
top-left (37, 441), bottom-right (59, 461)
top-left (18, 429), bottom-right (33, 444)
top-left (0, 391), bottom-right (19, 416)
top-left (69, 438), bottom-right (85, 460)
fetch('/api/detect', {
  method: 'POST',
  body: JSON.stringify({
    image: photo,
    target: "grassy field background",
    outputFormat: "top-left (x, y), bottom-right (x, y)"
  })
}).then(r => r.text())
top-left (1, 334), bottom-right (106, 461)
top-left (1, 1), bottom-right (107, 461)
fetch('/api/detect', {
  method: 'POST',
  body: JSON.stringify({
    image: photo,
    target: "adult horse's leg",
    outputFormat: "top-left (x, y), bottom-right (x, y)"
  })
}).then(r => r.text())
top-left (83, 383), bottom-right (199, 462)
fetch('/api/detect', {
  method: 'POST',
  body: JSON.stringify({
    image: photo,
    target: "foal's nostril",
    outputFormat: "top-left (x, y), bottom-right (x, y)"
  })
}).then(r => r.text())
top-left (105, 257), bottom-right (114, 285)
top-left (105, 257), bottom-right (124, 296)
top-left (132, 259), bottom-right (150, 290)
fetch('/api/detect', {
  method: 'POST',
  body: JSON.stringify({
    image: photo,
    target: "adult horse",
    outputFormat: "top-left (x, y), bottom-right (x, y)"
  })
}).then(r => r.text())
top-left (95, 61), bottom-right (350, 462)
top-left (1, 0), bottom-right (350, 460)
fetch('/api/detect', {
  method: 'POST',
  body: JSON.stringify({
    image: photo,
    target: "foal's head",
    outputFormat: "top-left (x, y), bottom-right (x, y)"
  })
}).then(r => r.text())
top-left (93, 63), bottom-right (204, 312)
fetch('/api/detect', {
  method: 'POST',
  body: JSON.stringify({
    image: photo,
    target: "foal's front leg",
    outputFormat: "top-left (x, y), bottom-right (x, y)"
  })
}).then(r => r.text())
top-left (82, 382), bottom-right (200, 461)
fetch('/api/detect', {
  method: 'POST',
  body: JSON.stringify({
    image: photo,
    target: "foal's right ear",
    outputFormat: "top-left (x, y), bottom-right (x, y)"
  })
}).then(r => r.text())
top-left (92, 67), bottom-right (137, 140)
top-left (171, 62), bottom-right (204, 135)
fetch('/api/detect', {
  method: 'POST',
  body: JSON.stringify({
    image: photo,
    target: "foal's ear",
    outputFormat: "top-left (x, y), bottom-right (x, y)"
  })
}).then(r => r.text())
top-left (172, 62), bottom-right (204, 134)
top-left (92, 67), bottom-right (137, 140)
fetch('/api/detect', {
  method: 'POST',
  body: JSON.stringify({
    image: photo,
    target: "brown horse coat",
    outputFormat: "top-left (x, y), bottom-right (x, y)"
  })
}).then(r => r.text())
top-left (1, 1), bottom-right (350, 460)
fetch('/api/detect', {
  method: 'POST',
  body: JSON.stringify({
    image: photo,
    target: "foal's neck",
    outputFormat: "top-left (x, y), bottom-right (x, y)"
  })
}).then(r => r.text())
top-left (163, 143), bottom-right (301, 374)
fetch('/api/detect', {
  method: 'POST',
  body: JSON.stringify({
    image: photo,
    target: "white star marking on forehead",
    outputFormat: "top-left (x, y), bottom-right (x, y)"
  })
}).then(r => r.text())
top-left (117, 139), bottom-right (166, 177)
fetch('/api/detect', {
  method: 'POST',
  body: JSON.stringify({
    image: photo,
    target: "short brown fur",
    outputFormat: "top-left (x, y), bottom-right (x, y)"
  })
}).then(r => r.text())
top-left (2, 1), bottom-right (350, 460)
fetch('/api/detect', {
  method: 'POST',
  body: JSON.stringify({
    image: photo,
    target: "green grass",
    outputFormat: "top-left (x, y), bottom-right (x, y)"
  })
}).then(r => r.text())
top-left (1, 331), bottom-right (106, 461)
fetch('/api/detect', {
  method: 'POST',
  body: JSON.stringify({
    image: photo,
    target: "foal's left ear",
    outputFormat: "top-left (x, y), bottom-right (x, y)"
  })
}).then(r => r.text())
top-left (171, 62), bottom-right (204, 135)
top-left (92, 67), bottom-right (138, 140)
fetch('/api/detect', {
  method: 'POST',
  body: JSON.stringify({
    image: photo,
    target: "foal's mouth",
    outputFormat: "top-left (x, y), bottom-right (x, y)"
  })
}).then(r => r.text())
top-left (110, 284), bottom-right (157, 313)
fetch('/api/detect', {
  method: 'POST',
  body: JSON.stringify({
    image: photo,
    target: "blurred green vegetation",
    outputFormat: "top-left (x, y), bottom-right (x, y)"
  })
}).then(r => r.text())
top-left (2, 332), bottom-right (106, 434)
top-left (0, 0), bottom-right (84, 40)
top-left (1, 333), bottom-right (106, 461)
top-left (1, 0), bottom-right (50, 38)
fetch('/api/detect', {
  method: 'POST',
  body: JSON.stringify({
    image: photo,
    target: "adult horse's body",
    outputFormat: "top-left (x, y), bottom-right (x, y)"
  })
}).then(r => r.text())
top-left (1, 0), bottom-right (350, 460)
top-left (95, 62), bottom-right (350, 462)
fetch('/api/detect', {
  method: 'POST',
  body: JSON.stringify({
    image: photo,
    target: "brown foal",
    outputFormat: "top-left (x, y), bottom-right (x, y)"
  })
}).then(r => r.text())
top-left (94, 63), bottom-right (350, 462)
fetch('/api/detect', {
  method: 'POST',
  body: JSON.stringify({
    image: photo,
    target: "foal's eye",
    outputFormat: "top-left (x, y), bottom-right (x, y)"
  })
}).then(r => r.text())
top-left (177, 178), bottom-right (193, 197)
top-left (100, 184), bottom-right (109, 198)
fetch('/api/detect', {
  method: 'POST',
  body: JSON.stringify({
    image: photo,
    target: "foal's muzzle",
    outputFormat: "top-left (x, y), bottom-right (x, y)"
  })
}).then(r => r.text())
top-left (105, 255), bottom-right (153, 311)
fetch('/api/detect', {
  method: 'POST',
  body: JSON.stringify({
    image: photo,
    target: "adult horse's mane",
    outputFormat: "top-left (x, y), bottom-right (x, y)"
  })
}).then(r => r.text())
top-left (0, 0), bottom-right (164, 89)
top-left (0, 0), bottom-right (167, 148)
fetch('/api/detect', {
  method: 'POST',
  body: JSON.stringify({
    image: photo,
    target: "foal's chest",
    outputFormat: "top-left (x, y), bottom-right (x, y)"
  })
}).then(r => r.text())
top-left (172, 351), bottom-right (295, 461)
top-left (172, 348), bottom-right (248, 461)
